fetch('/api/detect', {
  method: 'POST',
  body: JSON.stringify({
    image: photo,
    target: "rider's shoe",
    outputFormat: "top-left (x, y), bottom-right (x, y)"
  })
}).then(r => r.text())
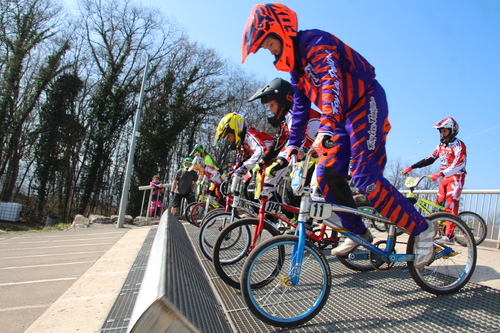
top-left (310, 186), bottom-right (325, 202)
top-left (413, 220), bottom-right (438, 269)
top-left (435, 235), bottom-right (454, 245)
top-left (331, 228), bottom-right (373, 256)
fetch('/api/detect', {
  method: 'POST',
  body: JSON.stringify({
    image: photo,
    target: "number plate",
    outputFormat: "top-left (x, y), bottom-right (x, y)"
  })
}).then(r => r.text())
top-left (309, 202), bottom-right (332, 220)
top-left (265, 201), bottom-right (281, 214)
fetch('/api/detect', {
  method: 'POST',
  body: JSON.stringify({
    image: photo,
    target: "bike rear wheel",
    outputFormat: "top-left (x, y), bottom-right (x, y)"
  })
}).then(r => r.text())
top-left (408, 212), bottom-right (476, 295)
top-left (198, 212), bottom-right (233, 261)
top-left (458, 211), bottom-right (487, 246)
top-left (357, 202), bottom-right (404, 235)
top-left (213, 218), bottom-right (280, 289)
top-left (241, 235), bottom-right (331, 328)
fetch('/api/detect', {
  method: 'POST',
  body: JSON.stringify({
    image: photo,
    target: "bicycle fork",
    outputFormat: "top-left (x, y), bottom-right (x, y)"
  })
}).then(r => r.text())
top-left (288, 189), bottom-right (312, 285)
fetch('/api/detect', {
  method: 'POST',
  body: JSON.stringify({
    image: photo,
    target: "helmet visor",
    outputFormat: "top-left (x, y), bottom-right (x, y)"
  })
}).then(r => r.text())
top-left (242, 5), bottom-right (268, 63)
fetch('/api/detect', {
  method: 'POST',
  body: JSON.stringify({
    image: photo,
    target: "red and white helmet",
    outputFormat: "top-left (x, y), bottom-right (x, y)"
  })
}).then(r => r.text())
top-left (242, 3), bottom-right (298, 72)
top-left (433, 117), bottom-right (459, 144)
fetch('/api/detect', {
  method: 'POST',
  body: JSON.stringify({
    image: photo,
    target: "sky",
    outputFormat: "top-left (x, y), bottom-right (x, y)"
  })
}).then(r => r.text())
top-left (64, 0), bottom-right (500, 190)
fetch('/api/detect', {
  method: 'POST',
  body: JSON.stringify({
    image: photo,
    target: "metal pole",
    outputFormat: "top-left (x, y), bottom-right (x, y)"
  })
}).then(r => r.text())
top-left (117, 56), bottom-right (150, 228)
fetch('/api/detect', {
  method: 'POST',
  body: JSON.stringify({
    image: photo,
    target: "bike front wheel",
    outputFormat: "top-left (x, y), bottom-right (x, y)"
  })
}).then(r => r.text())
top-left (189, 201), bottom-right (218, 227)
top-left (213, 218), bottom-right (280, 289)
top-left (241, 235), bottom-right (331, 328)
top-left (183, 201), bottom-right (199, 222)
top-left (458, 211), bottom-right (487, 246)
top-left (200, 207), bottom-right (225, 226)
top-left (408, 212), bottom-right (476, 295)
top-left (198, 212), bottom-right (233, 261)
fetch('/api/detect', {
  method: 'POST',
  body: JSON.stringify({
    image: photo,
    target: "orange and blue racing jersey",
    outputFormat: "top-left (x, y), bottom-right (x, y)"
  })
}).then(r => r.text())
top-left (411, 138), bottom-right (467, 177)
top-left (288, 29), bottom-right (376, 149)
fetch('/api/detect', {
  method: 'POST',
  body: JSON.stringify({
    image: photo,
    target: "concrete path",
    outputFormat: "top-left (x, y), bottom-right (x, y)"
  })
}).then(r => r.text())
top-left (0, 224), bottom-right (152, 333)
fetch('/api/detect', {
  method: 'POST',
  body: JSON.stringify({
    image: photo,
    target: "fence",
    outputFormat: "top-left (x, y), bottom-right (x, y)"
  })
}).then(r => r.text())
top-left (137, 184), bottom-right (172, 219)
top-left (138, 184), bottom-right (500, 242)
top-left (400, 189), bottom-right (500, 242)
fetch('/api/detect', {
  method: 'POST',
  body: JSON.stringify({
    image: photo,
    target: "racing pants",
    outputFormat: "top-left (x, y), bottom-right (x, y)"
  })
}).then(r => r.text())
top-left (316, 81), bottom-right (428, 235)
top-left (438, 174), bottom-right (466, 236)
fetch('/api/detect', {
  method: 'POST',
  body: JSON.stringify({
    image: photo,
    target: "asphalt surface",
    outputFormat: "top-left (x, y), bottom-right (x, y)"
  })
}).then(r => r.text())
top-left (0, 224), bottom-right (152, 333)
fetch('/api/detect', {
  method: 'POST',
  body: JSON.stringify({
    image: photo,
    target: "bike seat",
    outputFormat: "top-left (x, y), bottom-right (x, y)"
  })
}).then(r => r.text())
top-left (406, 197), bottom-right (418, 205)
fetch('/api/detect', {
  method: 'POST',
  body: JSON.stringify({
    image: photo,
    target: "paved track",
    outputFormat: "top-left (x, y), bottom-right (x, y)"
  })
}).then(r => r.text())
top-left (0, 225), bottom-right (151, 333)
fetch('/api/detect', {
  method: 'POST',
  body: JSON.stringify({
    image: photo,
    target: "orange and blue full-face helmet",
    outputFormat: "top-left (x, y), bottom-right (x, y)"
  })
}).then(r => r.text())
top-left (242, 3), bottom-right (298, 72)
top-left (433, 117), bottom-right (459, 144)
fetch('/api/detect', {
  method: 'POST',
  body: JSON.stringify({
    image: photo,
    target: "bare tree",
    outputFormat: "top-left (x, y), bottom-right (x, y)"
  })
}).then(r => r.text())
top-left (75, 0), bottom-right (186, 214)
top-left (385, 156), bottom-right (439, 191)
top-left (0, 0), bottom-right (71, 202)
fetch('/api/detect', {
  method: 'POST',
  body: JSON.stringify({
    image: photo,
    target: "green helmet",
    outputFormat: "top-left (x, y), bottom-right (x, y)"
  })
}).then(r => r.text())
top-left (183, 157), bottom-right (193, 170)
top-left (190, 144), bottom-right (205, 157)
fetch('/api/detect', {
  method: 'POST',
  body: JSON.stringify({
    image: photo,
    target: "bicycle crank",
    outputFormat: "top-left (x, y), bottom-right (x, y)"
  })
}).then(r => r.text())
top-left (369, 240), bottom-right (408, 271)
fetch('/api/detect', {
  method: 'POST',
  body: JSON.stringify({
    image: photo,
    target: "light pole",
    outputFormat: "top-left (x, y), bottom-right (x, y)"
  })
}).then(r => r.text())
top-left (117, 57), bottom-right (150, 228)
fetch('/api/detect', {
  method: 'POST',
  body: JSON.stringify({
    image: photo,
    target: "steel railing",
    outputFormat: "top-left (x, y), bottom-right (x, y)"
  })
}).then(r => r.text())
top-left (138, 184), bottom-right (172, 219)
top-left (138, 184), bottom-right (500, 242)
top-left (401, 189), bottom-right (500, 242)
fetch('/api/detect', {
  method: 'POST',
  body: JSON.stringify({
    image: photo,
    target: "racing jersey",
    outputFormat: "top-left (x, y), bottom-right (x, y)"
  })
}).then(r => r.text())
top-left (203, 164), bottom-right (223, 185)
top-left (411, 138), bottom-right (467, 177)
top-left (261, 116), bottom-right (290, 164)
top-left (287, 29), bottom-right (376, 149)
top-left (280, 110), bottom-right (320, 159)
top-left (149, 181), bottom-right (164, 198)
top-left (203, 154), bottom-right (219, 170)
top-left (240, 126), bottom-right (273, 170)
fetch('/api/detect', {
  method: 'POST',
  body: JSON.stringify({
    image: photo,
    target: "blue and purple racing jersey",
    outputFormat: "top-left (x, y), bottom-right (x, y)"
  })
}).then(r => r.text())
top-left (288, 29), bottom-right (376, 149)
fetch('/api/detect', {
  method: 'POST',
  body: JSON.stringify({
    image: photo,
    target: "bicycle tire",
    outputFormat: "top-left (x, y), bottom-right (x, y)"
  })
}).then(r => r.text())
top-left (458, 211), bottom-right (487, 246)
top-left (198, 212), bottom-right (233, 261)
top-left (200, 207), bottom-right (226, 227)
top-left (240, 235), bottom-right (331, 328)
top-left (183, 201), bottom-right (199, 223)
top-left (190, 201), bottom-right (218, 227)
top-left (408, 212), bottom-right (476, 295)
top-left (213, 218), bottom-right (280, 289)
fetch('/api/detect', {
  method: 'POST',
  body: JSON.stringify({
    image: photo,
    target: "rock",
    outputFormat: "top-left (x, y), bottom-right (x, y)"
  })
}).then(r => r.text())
top-left (110, 215), bottom-right (134, 224)
top-left (72, 214), bottom-right (90, 228)
top-left (89, 214), bottom-right (112, 224)
top-left (133, 216), bottom-right (158, 226)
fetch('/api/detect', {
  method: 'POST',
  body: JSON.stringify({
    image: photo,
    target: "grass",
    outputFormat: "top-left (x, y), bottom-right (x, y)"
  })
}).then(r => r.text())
top-left (0, 220), bottom-right (71, 233)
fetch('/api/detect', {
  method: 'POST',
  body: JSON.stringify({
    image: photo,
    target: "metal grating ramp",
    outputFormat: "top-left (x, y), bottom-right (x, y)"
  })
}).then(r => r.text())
top-left (184, 222), bottom-right (500, 333)
top-left (163, 217), bottom-right (233, 333)
top-left (100, 227), bottom-right (157, 333)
